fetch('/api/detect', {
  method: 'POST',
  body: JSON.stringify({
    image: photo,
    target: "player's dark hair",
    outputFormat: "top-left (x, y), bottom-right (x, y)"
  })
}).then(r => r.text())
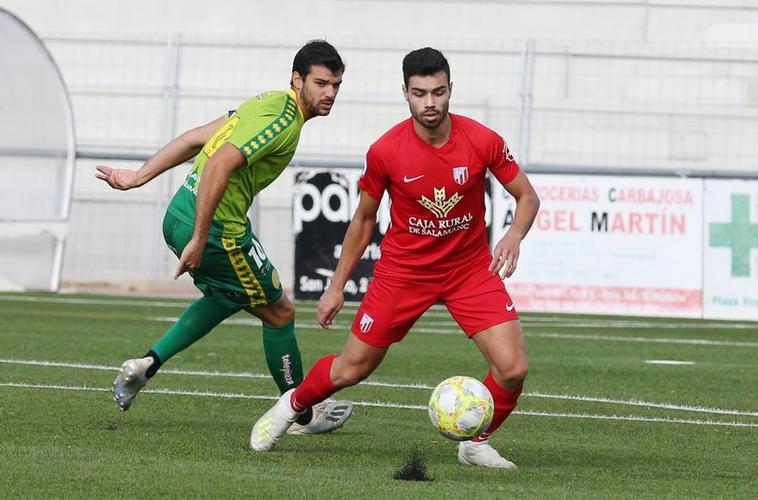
top-left (402, 47), bottom-right (450, 87)
top-left (291, 39), bottom-right (345, 83)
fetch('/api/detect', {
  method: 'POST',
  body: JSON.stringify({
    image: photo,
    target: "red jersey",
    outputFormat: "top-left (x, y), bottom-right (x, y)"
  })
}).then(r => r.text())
top-left (358, 113), bottom-right (520, 274)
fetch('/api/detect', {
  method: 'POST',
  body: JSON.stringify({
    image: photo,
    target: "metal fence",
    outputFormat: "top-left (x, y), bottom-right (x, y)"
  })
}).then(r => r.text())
top-left (41, 34), bottom-right (758, 287)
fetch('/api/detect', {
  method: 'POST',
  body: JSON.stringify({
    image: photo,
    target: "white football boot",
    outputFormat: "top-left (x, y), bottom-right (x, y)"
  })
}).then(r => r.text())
top-left (112, 357), bottom-right (154, 412)
top-left (250, 389), bottom-right (300, 451)
top-left (458, 440), bottom-right (518, 469)
top-left (287, 399), bottom-right (354, 435)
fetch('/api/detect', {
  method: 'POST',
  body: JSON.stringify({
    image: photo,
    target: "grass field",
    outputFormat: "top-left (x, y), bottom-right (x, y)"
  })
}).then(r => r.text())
top-left (1, 292), bottom-right (756, 498)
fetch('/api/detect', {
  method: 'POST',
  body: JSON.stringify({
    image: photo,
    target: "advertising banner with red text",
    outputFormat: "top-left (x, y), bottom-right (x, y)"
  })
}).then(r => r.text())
top-left (491, 175), bottom-right (704, 317)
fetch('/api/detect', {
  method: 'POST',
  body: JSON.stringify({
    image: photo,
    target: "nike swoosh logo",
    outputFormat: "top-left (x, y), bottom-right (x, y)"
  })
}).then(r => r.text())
top-left (506, 303), bottom-right (515, 311)
top-left (403, 174), bottom-right (424, 183)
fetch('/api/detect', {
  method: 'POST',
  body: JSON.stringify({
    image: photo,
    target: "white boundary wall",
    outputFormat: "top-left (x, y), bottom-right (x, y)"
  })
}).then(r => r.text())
top-left (2, 0), bottom-right (758, 44)
top-left (1, 1), bottom-right (756, 320)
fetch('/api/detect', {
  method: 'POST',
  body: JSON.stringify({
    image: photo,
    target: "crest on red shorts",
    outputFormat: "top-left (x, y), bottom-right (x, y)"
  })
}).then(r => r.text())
top-left (359, 313), bottom-right (374, 333)
top-left (453, 166), bottom-right (468, 185)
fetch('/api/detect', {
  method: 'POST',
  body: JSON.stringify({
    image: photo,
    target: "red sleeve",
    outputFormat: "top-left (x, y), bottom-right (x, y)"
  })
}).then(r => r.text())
top-left (488, 133), bottom-right (521, 185)
top-left (357, 145), bottom-right (389, 200)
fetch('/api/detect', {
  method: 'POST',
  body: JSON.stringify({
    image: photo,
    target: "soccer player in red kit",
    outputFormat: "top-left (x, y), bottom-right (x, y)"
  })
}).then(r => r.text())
top-left (251, 47), bottom-right (540, 468)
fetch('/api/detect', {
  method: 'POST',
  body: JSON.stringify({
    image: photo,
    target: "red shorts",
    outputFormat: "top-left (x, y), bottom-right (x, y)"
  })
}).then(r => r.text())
top-left (350, 259), bottom-right (519, 348)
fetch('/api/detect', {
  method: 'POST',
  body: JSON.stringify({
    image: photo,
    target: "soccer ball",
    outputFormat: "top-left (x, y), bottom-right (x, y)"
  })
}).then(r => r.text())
top-left (428, 376), bottom-right (494, 441)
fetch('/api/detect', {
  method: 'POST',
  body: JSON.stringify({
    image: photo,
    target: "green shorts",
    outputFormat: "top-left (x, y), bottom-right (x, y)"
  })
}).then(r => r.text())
top-left (162, 212), bottom-right (283, 310)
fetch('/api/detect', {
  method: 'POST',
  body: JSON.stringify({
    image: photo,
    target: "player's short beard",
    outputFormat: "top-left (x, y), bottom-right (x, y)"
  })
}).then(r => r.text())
top-left (411, 101), bottom-right (449, 130)
top-left (299, 84), bottom-right (329, 117)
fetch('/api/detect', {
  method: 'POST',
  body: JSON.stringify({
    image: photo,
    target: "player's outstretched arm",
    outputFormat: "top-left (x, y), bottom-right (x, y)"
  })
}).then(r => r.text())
top-left (318, 192), bottom-right (380, 329)
top-left (174, 143), bottom-right (246, 278)
top-left (95, 115), bottom-right (226, 190)
top-left (490, 170), bottom-right (540, 278)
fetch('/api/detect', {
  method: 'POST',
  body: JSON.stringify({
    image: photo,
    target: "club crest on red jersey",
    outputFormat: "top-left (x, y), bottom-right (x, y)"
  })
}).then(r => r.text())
top-left (452, 166), bottom-right (469, 185)
top-left (418, 187), bottom-right (463, 218)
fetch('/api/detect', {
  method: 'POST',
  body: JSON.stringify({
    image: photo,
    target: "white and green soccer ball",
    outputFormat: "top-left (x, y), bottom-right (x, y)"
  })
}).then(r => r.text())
top-left (428, 376), bottom-right (494, 441)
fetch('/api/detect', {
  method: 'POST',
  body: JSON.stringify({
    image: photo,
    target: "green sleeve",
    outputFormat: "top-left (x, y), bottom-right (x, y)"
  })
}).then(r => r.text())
top-left (225, 96), bottom-right (299, 167)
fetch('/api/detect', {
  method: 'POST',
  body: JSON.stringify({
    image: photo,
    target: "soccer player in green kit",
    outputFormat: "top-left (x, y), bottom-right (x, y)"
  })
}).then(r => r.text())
top-left (95, 40), bottom-right (353, 435)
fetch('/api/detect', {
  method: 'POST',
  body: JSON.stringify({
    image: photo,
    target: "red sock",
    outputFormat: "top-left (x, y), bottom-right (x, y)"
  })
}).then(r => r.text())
top-left (472, 370), bottom-right (522, 442)
top-left (290, 354), bottom-right (338, 412)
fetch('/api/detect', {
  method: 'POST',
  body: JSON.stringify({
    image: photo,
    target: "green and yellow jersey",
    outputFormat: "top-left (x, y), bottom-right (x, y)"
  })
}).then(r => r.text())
top-left (167, 89), bottom-right (304, 237)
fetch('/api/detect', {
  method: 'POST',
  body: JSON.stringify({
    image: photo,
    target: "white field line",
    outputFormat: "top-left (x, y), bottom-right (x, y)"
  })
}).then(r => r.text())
top-left (151, 315), bottom-right (757, 332)
top-left (146, 316), bottom-right (758, 347)
top-left (1, 381), bottom-right (756, 429)
top-left (517, 321), bottom-right (758, 330)
top-left (527, 332), bottom-right (758, 348)
top-left (645, 360), bottom-right (695, 365)
top-left (523, 392), bottom-right (758, 417)
top-left (2, 358), bottom-right (757, 418)
top-left (328, 309), bottom-right (758, 330)
top-left (0, 358), bottom-right (271, 380)
top-left (2, 294), bottom-right (757, 330)
top-left (0, 295), bottom-right (194, 308)
top-left (294, 308), bottom-right (758, 330)
top-left (510, 410), bottom-right (758, 428)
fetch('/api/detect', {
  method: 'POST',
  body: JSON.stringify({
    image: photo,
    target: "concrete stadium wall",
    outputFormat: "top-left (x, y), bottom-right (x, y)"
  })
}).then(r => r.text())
top-left (2, 0), bottom-right (758, 44)
top-left (1, 0), bottom-right (757, 294)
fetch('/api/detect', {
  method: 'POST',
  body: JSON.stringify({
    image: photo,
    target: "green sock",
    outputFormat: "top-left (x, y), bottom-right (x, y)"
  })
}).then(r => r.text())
top-left (262, 321), bottom-right (304, 394)
top-left (151, 296), bottom-right (238, 362)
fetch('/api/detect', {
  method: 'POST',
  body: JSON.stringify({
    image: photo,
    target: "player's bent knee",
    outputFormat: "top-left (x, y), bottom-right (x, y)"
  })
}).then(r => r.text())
top-left (493, 361), bottom-right (528, 387)
top-left (277, 300), bottom-right (295, 322)
top-left (267, 300), bottom-right (295, 327)
top-left (509, 362), bottom-right (528, 385)
top-left (510, 363), bottom-right (528, 384)
top-left (280, 308), bottom-right (295, 325)
top-left (263, 313), bottom-right (292, 329)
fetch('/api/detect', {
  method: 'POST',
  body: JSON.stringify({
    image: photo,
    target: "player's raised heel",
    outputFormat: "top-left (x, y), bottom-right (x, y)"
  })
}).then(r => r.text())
top-left (458, 440), bottom-right (517, 469)
top-left (250, 389), bottom-right (300, 451)
top-left (112, 357), bottom-right (154, 412)
top-left (287, 399), bottom-right (354, 435)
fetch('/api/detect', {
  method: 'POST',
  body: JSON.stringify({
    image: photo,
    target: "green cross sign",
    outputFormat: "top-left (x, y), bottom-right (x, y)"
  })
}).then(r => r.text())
top-left (709, 193), bottom-right (758, 277)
